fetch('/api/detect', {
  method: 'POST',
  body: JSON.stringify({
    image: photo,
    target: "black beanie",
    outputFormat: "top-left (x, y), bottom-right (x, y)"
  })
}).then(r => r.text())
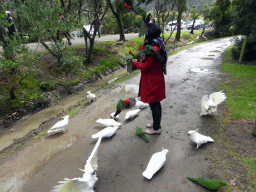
top-left (145, 23), bottom-right (161, 41)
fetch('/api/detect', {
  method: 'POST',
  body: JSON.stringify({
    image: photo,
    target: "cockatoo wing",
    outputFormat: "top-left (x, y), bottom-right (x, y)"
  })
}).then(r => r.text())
top-left (200, 95), bottom-right (210, 116)
top-left (51, 178), bottom-right (88, 192)
top-left (87, 137), bottom-right (102, 171)
top-left (209, 91), bottom-right (226, 106)
top-left (142, 149), bottom-right (168, 179)
top-left (47, 128), bottom-right (65, 135)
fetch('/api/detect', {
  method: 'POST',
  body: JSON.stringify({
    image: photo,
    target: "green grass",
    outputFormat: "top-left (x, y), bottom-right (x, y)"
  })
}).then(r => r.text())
top-left (242, 157), bottom-right (256, 191)
top-left (220, 63), bottom-right (256, 120)
top-left (69, 106), bottom-right (80, 117)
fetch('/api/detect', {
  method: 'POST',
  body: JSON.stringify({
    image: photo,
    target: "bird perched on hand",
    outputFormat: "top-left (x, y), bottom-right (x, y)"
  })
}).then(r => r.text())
top-left (135, 98), bottom-right (149, 109)
top-left (92, 126), bottom-right (120, 139)
top-left (201, 91), bottom-right (226, 116)
top-left (136, 126), bottom-right (149, 143)
top-left (125, 109), bottom-right (141, 120)
top-left (87, 91), bottom-right (96, 103)
top-left (47, 115), bottom-right (70, 135)
top-left (142, 148), bottom-right (169, 179)
top-left (186, 177), bottom-right (227, 190)
top-left (96, 118), bottom-right (121, 127)
top-left (51, 137), bottom-right (102, 192)
top-left (188, 128), bottom-right (214, 149)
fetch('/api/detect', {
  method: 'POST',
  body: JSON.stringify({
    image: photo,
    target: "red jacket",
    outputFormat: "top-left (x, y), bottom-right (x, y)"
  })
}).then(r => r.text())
top-left (132, 45), bottom-right (166, 103)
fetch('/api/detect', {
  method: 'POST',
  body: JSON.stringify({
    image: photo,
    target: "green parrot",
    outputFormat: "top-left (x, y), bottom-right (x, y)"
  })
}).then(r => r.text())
top-left (113, 98), bottom-right (136, 118)
top-left (186, 177), bottom-right (227, 190)
top-left (136, 126), bottom-right (149, 143)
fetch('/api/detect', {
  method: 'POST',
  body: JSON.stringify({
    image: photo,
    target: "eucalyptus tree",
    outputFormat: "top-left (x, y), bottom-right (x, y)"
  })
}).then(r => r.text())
top-left (175, 0), bottom-right (186, 41)
top-left (189, 5), bottom-right (199, 34)
top-left (154, 0), bottom-right (176, 44)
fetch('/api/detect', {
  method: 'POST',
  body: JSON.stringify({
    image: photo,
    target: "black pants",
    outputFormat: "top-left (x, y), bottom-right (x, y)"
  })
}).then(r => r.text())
top-left (149, 102), bottom-right (162, 130)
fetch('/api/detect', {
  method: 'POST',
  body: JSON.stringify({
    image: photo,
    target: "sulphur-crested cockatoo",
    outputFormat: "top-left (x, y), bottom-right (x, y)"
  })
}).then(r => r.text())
top-left (110, 112), bottom-right (121, 121)
top-left (92, 126), bottom-right (120, 139)
top-left (135, 98), bottom-right (149, 109)
top-left (142, 148), bottom-right (169, 179)
top-left (201, 91), bottom-right (226, 116)
top-left (96, 118), bottom-right (121, 127)
top-left (47, 115), bottom-right (70, 135)
top-left (87, 91), bottom-right (96, 103)
top-left (188, 128), bottom-right (214, 149)
top-left (125, 109), bottom-right (141, 120)
top-left (51, 137), bottom-right (102, 192)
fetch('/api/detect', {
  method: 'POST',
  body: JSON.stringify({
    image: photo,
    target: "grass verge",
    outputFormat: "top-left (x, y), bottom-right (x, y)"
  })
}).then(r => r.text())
top-left (205, 45), bottom-right (256, 191)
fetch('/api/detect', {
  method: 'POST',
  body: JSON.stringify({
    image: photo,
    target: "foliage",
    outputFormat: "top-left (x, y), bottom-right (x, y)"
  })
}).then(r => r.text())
top-left (59, 51), bottom-right (85, 74)
top-left (204, 0), bottom-right (233, 37)
top-left (220, 62), bottom-right (256, 120)
top-left (189, 5), bottom-right (199, 34)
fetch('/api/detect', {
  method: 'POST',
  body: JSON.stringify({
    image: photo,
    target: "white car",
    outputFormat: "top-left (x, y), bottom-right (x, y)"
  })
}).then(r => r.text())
top-left (165, 20), bottom-right (186, 31)
top-left (187, 20), bottom-right (205, 30)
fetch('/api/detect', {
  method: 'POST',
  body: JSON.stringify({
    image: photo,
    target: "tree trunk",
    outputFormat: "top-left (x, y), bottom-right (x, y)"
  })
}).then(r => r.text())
top-left (252, 119), bottom-right (256, 137)
top-left (40, 40), bottom-right (62, 63)
top-left (86, 37), bottom-right (95, 63)
top-left (175, 11), bottom-right (182, 41)
top-left (239, 36), bottom-right (247, 64)
top-left (106, 0), bottom-right (125, 41)
top-left (190, 19), bottom-right (195, 34)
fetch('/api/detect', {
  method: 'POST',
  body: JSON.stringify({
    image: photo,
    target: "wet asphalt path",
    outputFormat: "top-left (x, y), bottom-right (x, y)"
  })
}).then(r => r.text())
top-left (8, 38), bottom-right (232, 192)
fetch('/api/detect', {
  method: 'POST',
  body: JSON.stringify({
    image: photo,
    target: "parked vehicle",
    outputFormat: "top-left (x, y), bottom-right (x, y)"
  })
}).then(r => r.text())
top-left (164, 20), bottom-right (186, 31)
top-left (187, 20), bottom-right (205, 30)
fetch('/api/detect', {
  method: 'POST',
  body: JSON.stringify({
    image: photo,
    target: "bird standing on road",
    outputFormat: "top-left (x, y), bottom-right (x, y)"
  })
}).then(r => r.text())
top-left (96, 118), bottom-right (121, 127)
top-left (47, 115), bottom-right (70, 135)
top-left (200, 91), bottom-right (226, 116)
top-left (87, 91), bottom-right (96, 103)
top-left (135, 98), bottom-right (149, 109)
top-left (125, 109), bottom-right (141, 120)
top-left (186, 177), bottom-right (227, 190)
top-left (142, 148), bottom-right (169, 179)
top-left (51, 137), bottom-right (102, 192)
top-left (188, 128), bottom-right (214, 149)
top-left (92, 126), bottom-right (120, 139)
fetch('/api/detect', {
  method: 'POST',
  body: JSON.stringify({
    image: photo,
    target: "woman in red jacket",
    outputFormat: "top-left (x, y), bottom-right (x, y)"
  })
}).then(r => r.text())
top-left (132, 22), bottom-right (167, 135)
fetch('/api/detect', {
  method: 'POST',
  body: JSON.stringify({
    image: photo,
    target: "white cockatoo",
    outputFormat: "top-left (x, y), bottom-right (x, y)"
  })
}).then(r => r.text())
top-left (188, 128), bottom-right (214, 149)
top-left (51, 137), bottom-right (102, 192)
top-left (125, 109), bottom-right (141, 120)
top-left (142, 148), bottom-right (169, 180)
top-left (201, 91), bottom-right (226, 116)
top-left (96, 118), bottom-right (121, 127)
top-left (110, 112), bottom-right (121, 121)
top-left (87, 91), bottom-right (96, 103)
top-left (92, 126), bottom-right (120, 139)
top-left (47, 115), bottom-right (70, 135)
top-left (135, 98), bottom-right (149, 109)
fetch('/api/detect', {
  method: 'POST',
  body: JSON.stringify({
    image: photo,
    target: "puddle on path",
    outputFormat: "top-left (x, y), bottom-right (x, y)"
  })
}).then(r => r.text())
top-left (210, 50), bottom-right (221, 52)
top-left (191, 68), bottom-right (208, 73)
top-left (201, 57), bottom-right (214, 60)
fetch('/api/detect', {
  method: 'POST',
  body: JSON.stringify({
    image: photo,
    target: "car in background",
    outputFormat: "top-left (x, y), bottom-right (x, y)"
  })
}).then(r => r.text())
top-left (187, 20), bottom-right (205, 30)
top-left (164, 20), bottom-right (186, 31)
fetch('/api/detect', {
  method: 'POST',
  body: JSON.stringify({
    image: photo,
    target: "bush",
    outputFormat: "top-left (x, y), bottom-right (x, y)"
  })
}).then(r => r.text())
top-left (231, 36), bottom-right (256, 61)
top-left (60, 51), bottom-right (85, 74)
